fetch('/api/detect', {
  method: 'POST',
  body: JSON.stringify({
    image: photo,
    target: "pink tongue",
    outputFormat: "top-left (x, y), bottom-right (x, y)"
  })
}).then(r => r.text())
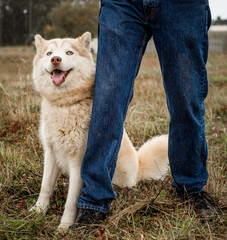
top-left (51, 70), bottom-right (66, 85)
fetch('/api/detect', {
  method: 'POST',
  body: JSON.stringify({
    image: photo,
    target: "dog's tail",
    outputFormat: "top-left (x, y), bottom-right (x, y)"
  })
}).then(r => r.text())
top-left (137, 134), bottom-right (169, 182)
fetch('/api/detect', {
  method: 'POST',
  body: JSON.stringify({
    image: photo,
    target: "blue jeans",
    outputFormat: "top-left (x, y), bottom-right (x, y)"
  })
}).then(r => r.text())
top-left (77, 0), bottom-right (212, 212)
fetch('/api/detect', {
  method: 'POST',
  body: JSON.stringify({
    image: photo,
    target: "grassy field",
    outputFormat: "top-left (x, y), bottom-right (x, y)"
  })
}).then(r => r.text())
top-left (0, 46), bottom-right (226, 239)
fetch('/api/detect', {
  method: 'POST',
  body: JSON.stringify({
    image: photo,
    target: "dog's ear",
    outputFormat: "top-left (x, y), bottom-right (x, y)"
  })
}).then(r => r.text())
top-left (79, 32), bottom-right (91, 50)
top-left (34, 34), bottom-right (45, 51)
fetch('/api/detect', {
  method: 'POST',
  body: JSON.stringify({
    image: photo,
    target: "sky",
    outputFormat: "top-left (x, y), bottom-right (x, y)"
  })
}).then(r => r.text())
top-left (209, 0), bottom-right (227, 20)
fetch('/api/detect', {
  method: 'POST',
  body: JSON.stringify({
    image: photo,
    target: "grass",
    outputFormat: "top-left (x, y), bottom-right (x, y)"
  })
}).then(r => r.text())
top-left (0, 46), bottom-right (226, 239)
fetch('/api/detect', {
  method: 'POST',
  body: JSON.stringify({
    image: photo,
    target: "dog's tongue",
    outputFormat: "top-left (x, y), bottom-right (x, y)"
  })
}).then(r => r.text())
top-left (51, 70), bottom-right (66, 85)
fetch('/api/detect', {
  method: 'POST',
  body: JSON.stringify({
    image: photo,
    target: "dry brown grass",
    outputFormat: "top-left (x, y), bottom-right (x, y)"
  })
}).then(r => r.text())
top-left (0, 46), bottom-right (226, 239)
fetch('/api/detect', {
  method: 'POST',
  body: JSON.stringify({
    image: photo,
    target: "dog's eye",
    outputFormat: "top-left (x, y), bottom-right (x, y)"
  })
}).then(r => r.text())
top-left (66, 51), bottom-right (73, 55)
top-left (47, 51), bottom-right (52, 56)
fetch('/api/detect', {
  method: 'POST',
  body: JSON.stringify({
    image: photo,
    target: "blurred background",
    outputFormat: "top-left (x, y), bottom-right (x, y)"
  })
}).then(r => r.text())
top-left (0, 0), bottom-right (226, 53)
top-left (0, 0), bottom-right (99, 46)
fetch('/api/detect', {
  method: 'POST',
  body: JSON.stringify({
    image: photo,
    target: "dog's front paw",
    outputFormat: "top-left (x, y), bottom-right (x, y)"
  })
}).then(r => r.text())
top-left (57, 223), bottom-right (71, 233)
top-left (30, 204), bottom-right (48, 214)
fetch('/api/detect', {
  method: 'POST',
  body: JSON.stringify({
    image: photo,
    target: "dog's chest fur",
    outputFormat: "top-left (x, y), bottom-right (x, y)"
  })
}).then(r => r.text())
top-left (40, 98), bottom-right (92, 172)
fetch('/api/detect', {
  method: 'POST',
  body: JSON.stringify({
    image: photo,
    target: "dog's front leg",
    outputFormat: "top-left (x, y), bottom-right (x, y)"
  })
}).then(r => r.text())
top-left (31, 147), bottom-right (61, 214)
top-left (58, 165), bottom-right (83, 232)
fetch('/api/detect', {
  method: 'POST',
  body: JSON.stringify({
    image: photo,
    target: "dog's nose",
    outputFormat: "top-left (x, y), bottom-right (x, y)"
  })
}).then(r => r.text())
top-left (51, 56), bottom-right (62, 65)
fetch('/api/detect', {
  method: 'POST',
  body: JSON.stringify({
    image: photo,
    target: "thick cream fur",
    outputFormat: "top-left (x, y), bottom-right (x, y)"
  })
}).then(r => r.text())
top-left (31, 33), bottom-right (169, 231)
top-left (137, 135), bottom-right (169, 181)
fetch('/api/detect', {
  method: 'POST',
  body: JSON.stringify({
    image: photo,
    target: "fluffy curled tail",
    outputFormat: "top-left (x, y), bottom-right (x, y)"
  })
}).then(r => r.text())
top-left (137, 134), bottom-right (169, 182)
top-left (112, 132), bottom-right (169, 188)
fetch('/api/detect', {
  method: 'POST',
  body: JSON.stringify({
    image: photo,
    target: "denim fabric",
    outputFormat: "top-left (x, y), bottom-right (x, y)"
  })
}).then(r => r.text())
top-left (77, 0), bottom-right (212, 212)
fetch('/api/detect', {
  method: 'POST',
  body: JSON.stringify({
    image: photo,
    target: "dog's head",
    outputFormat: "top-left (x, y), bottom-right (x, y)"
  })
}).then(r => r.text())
top-left (32, 32), bottom-right (95, 102)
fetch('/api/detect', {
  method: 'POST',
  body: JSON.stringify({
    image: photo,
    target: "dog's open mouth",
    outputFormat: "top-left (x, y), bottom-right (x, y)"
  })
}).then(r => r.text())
top-left (51, 69), bottom-right (72, 86)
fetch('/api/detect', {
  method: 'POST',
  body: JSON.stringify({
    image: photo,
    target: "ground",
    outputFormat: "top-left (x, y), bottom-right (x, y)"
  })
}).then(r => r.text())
top-left (0, 46), bottom-right (226, 239)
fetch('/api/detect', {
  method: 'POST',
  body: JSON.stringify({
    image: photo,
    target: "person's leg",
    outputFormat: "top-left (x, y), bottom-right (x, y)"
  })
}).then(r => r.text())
top-left (77, 0), bottom-right (151, 212)
top-left (151, 0), bottom-right (212, 194)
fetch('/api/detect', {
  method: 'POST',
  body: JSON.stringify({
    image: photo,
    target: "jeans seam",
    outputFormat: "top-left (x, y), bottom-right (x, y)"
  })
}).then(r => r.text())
top-left (198, 70), bottom-right (207, 189)
top-left (108, 32), bottom-right (149, 173)
top-left (198, 34), bottom-right (208, 160)
top-left (197, 4), bottom-right (209, 162)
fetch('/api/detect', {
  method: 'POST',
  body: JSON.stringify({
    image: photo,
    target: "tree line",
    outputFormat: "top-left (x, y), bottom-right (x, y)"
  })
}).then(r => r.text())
top-left (0, 0), bottom-right (99, 46)
top-left (213, 16), bottom-right (227, 25)
top-left (1, 0), bottom-right (226, 46)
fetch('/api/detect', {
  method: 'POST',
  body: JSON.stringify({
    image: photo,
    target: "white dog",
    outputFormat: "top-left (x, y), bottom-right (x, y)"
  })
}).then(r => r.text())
top-left (31, 32), bottom-right (169, 231)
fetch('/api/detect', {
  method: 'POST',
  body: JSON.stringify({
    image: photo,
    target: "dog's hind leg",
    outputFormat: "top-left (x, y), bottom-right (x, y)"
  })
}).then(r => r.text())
top-left (58, 163), bottom-right (83, 232)
top-left (31, 146), bottom-right (61, 214)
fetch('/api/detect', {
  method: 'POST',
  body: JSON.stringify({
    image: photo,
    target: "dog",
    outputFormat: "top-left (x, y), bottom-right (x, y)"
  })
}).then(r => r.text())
top-left (31, 32), bottom-right (169, 231)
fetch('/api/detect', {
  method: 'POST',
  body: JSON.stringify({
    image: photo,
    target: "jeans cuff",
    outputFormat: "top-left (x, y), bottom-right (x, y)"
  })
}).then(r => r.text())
top-left (77, 202), bottom-right (109, 213)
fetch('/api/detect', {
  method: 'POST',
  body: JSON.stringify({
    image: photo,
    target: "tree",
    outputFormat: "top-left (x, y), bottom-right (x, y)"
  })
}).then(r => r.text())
top-left (213, 16), bottom-right (227, 25)
top-left (32, 0), bottom-right (61, 37)
top-left (1, 0), bottom-right (60, 45)
top-left (2, 0), bottom-right (28, 45)
top-left (45, 0), bottom-right (99, 39)
top-left (0, 0), bottom-right (99, 45)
